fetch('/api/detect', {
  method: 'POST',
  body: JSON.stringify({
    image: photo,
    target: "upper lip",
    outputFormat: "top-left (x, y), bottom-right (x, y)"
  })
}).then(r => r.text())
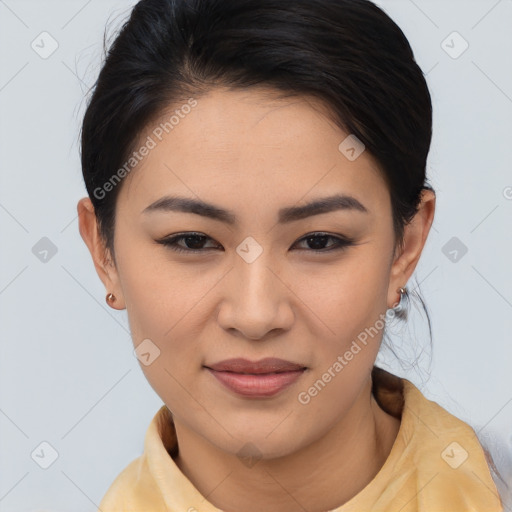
top-left (205, 357), bottom-right (306, 374)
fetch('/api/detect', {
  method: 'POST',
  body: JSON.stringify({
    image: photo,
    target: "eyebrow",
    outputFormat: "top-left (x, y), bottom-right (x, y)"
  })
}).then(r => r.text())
top-left (142, 193), bottom-right (369, 224)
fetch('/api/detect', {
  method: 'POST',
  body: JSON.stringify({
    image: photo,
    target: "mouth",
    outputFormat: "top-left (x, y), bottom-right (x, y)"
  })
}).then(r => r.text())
top-left (205, 357), bottom-right (307, 374)
top-left (204, 358), bottom-right (307, 398)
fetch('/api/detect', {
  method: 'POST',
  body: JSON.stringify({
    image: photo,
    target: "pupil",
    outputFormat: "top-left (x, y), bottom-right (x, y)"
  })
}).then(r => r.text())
top-left (186, 235), bottom-right (204, 249)
top-left (308, 235), bottom-right (328, 249)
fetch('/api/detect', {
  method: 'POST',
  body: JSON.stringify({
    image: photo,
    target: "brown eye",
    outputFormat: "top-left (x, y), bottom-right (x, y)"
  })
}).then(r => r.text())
top-left (156, 233), bottom-right (222, 253)
top-left (293, 232), bottom-right (355, 252)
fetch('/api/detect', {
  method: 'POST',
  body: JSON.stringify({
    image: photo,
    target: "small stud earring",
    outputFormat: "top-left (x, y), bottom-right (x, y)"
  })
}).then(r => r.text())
top-left (106, 292), bottom-right (116, 306)
top-left (393, 287), bottom-right (406, 310)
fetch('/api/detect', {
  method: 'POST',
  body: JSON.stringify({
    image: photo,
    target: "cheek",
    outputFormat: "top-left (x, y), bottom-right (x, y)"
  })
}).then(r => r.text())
top-left (115, 241), bottom-right (224, 378)
top-left (116, 237), bottom-right (198, 335)
top-left (292, 249), bottom-right (390, 350)
top-left (117, 251), bottom-right (211, 410)
top-left (293, 254), bottom-right (390, 430)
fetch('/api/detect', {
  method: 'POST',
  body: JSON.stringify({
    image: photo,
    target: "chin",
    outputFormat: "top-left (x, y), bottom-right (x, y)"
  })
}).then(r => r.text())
top-left (214, 425), bottom-right (305, 461)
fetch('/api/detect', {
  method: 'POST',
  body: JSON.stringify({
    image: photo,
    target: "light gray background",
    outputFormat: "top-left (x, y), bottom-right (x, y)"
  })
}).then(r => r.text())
top-left (1, 0), bottom-right (511, 510)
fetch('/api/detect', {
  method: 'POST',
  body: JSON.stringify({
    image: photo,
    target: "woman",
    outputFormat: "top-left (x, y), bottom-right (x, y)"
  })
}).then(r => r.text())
top-left (77, 0), bottom-right (506, 510)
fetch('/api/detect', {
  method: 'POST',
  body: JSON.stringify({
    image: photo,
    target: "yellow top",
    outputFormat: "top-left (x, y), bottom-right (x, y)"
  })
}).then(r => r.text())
top-left (97, 368), bottom-right (504, 511)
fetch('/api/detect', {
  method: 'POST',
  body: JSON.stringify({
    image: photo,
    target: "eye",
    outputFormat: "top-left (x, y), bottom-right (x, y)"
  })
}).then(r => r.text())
top-left (155, 232), bottom-right (221, 254)
top-left (292, 232), bottom-right (356, 253)
top-left (156, 231), bottom-right (355, 254)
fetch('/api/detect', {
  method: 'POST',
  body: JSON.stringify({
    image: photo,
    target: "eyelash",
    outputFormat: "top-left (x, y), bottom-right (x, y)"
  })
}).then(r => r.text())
top-left (155, 232), bottom-right (356, 254)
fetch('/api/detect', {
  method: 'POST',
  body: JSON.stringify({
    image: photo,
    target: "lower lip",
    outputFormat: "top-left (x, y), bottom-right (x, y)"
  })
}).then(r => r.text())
top-left (206, 368), bottom-right (306, 397)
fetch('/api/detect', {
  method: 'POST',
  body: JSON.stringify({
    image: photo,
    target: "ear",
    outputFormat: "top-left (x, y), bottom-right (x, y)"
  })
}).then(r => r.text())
top-left (77, 197), bottom-right (126, 310)
top-left (387, 189), bottom-right (436, 308)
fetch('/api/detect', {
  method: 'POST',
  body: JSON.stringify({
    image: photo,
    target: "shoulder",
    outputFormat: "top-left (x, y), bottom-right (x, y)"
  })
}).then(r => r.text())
top-left (369, 366), bottom-right (504, 510)
top-left (97, 453), bottom-right (168, 512)
top-left (97, 405), bottom-right (174, 512)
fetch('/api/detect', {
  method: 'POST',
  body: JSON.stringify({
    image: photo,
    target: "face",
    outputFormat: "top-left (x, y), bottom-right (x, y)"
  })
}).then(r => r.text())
top-left (80, 86), bottom-right (430, 460)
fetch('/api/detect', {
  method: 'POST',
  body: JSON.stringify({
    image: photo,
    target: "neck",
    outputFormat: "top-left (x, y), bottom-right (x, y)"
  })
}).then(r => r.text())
top-left (173, 377), bottom-right (401, 512)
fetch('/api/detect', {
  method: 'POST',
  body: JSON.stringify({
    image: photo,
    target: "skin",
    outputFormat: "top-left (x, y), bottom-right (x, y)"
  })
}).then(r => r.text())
top-left (78, 86), bottom-right (435, 512)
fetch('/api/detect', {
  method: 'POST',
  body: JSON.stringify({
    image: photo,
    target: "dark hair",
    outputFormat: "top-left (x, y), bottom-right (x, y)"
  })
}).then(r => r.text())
top-left (80, 0), bottom-right (434, 343)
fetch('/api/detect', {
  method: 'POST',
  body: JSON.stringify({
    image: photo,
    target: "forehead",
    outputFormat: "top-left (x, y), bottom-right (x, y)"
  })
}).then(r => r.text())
top-left (118, 87), bottom-right (389, 216)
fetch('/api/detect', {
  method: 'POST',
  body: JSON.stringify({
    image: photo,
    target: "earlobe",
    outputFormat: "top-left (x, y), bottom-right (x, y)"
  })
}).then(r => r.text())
top-left (77, 197), bottom-right (125, 309)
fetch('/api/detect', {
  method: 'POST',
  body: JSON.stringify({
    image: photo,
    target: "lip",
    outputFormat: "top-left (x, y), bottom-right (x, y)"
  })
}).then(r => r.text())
top-left (206, 357), bottom-right (306, 374)
top-left (204, 358), bottom-right (307, 398)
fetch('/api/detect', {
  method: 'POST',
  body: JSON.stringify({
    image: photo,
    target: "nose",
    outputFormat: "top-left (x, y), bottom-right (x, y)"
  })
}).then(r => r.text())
top-left (216, 253), bottom-right (294, 340)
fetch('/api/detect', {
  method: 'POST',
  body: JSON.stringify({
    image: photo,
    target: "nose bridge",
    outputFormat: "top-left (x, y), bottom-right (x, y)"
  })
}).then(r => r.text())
top-left (234, 247), bottom-right (280, 309)
top-left (217, 243), bottom-right (291, 338)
